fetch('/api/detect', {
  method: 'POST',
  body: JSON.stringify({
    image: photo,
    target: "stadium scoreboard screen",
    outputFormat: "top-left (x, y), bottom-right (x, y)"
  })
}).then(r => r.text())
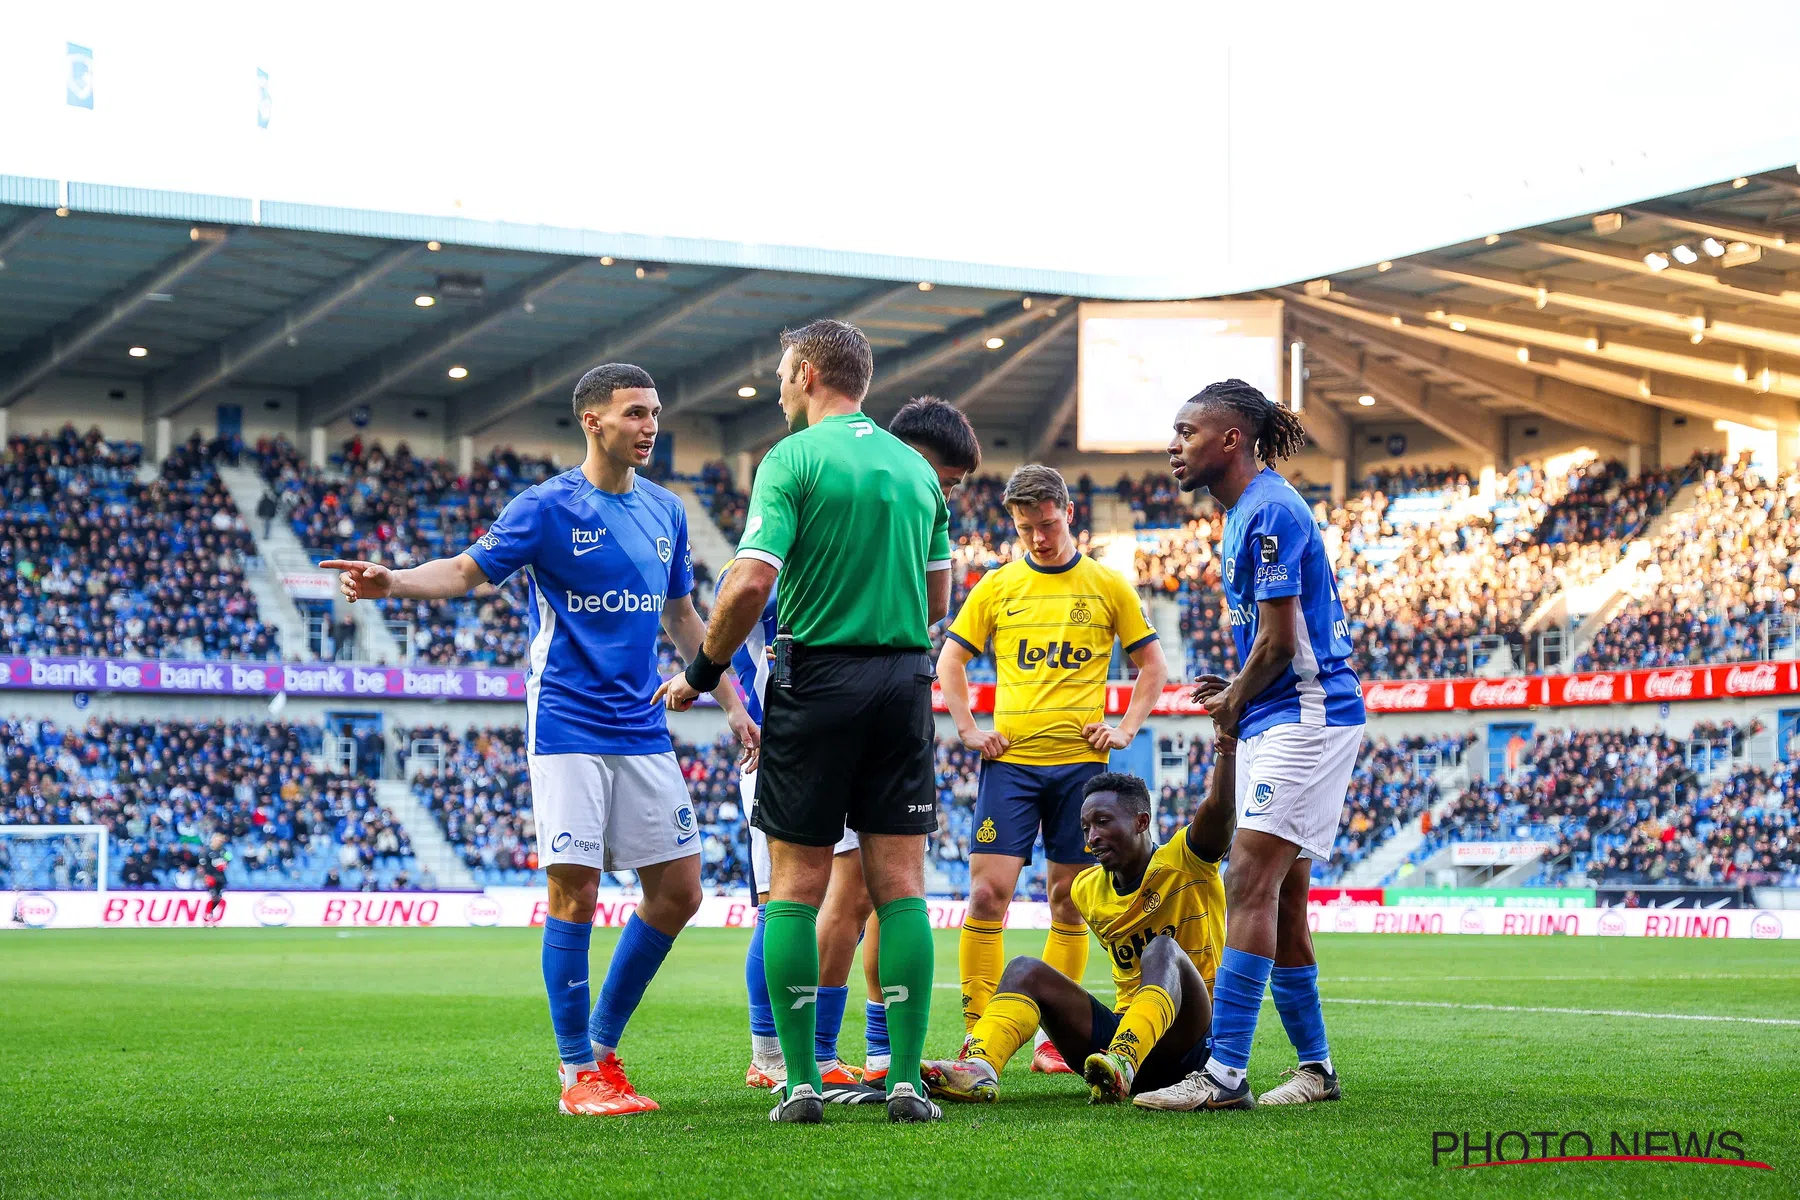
top-left (1076, 300), bottom-right (1285, 453)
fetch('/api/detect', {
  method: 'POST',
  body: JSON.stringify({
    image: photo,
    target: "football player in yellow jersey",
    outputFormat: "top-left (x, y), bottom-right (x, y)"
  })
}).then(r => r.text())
top-left (939, 464), bottom-right (1168, 1073)
top-left (920, 756), bottom-right (1235, 1105)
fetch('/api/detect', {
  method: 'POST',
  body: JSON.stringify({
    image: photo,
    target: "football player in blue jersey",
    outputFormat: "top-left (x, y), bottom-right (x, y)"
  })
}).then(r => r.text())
top-left (323, 362), bottom-right (759, 1117)
top-left (1142, 378), bottom-right (1365, 1112)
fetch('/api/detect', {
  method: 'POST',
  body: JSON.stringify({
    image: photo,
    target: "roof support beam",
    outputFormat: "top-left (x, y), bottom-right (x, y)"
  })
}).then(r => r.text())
top-left (869, 297), bottom-right (1075, 403)
top-left (1623, 205), bottom-right (1800, 262)
top-left (1026, 360), bottom-right (1080, 462)
top-left (1292, 290), bottom-right (1797, 432)
top-left (1281, 292), bottom-right (1658, 445)
top-left (951, 310), bottom-right (1076, 411)
top-left (1407, 259), bottom-right (1800, 361)
top-left (1299, 327), bottom-right (1505, 462)
top-left (1298, 379), bottom-right (1352, 460)
top-left (1319, 285), bottom-right (1800, 402)
top-left (299, 256), bottom-right (590, 429)
top-left (666, 282), bottom-right (919, 416)
top-left (151, 242), bottom-right (422, 418)
top-left (0, 212), bottom-right (52, 268)
top-left (1521, 232), bottom-right (1800, 315)
top-left (0, 233), bottom-right (231, 408)
top-left (449, 270), bottom-right (753, 438)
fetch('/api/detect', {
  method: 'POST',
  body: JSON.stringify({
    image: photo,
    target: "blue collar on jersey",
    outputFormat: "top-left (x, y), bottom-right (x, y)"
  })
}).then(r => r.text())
top-left (1024, 550), bottom-right (1082, 574)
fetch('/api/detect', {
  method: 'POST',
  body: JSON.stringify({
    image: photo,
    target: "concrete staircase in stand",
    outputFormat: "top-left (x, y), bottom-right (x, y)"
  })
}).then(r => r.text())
top-left (215, 464), bottom-right (311, 662)
top-left (376, 779), bottom-right (478, 890)
top-left (1343, 756), bottom-right (1473, 888)
top-left (666, 480), bottom-right (738, 598)
top-left (218, 463), bottom-right (406, 664)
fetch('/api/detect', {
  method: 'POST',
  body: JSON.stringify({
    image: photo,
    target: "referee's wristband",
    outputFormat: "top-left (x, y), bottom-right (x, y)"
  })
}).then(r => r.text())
top-left (684, 650), bottom-right (728, 694)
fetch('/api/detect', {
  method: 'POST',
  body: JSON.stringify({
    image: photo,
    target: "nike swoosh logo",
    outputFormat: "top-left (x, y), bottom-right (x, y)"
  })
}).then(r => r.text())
top-left (567, 979), bottom-right (588, 988)
top-left (571, 544), bottom-right (604, 557)
top-left (1005, 607), bottom-right (1026, 616)
top-left (676, 832), bottom-right (697, 846)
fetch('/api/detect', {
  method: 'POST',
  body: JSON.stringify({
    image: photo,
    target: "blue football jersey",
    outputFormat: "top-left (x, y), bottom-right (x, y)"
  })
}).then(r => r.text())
top-left (1220, 467), bottom-right (1365, 739)
top-left (465, 469), bottom-right (694, 756)
top-left (724, 561), bottom-right (779, 725)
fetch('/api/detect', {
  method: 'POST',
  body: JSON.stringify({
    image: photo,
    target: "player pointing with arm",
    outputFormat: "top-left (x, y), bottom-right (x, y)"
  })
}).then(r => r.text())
top-left (921, 747), bottom-right (1234, 1106)
top-left (323, 363), bottom-right (758, 1117)
top-left (1161, 378), bottom-right (1365, 1111)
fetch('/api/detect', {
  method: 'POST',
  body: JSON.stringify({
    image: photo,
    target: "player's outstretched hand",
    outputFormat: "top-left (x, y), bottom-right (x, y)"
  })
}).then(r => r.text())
top-left (959, 726), bottom-right (1010, 760)
top-left (654, 674), bottom-right (701, 713)
top-left (728, 709), bottom-right (761, 773)
top-left (1188, 672), bottom-right (1231, 706)
top-left (319, 559), bottom-right (394, 603)
top-left (1081, 722), bottom-right (1132, 752)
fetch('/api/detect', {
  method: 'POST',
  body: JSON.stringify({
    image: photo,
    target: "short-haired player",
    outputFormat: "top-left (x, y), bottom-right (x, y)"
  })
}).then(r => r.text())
top-left (921, 761), bottom-right (1233, 1105)
top-left (324, 363), bottom-right (759, 1117)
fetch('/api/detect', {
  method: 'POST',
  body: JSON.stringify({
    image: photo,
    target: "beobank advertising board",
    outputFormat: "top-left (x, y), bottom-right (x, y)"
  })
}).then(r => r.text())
top-left (9, 890), bottom-right (1800, 938)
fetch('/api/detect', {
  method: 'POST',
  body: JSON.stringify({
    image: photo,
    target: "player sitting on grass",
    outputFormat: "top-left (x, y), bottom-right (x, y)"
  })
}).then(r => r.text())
top-left (921, 756), bottom-right (1233, 1106)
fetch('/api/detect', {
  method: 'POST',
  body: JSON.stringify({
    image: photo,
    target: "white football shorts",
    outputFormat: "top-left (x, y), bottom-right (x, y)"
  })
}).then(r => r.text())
top-left (529, 751), bottom-right (698, 872)
top-left (741, 767), bottom-right (860, 896)
top-left (1234, 723), bottom-right (1365, 862)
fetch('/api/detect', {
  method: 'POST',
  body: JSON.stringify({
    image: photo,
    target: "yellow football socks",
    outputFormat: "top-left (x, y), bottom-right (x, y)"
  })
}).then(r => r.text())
top-left (958, 918), bottom-right (1006, 1030)
top-left (965, 991), bottom-right (1039, 1072)
top-left (1041, 921), bottom-right (1090, 983)
top-left (1108, 984), bottom-right (1176, 1070)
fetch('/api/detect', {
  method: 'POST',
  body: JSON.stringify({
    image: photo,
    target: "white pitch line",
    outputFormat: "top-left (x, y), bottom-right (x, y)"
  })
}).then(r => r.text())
top-left (1325, 997), bottom-right (1800, 1027)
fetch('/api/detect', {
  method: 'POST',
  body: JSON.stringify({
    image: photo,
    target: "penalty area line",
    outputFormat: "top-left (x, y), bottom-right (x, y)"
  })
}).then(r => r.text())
top-left (1325, 997), bottom-right (1800, 1026)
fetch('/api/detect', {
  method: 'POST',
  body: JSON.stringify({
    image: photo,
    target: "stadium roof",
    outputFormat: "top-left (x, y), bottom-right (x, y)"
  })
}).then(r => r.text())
top-left (1270, 174), bottom-right (1800, 462)
top-left (2, 169), bottom-right (1798, 462)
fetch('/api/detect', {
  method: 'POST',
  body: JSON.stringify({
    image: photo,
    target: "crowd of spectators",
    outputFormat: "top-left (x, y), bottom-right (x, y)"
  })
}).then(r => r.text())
top-left (1578, 458), bottom-right (1800, 669)
top-left (1116, 471), bottom-right (1186, 527)
top-left (694, 459), bottom-right (749, 545)
top-left (1, 427), bottom-right (280, 661)
top-left (0, 717), bottom-right (419, 891)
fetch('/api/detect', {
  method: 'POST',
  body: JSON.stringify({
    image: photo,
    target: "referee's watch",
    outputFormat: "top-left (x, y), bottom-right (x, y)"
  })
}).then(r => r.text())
top-left (685, 650), bottom-right (728, 694)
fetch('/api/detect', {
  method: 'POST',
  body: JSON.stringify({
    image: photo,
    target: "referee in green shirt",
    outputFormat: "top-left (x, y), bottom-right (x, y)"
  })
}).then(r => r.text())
top-left (656, 319), bottom-right (951, 1125)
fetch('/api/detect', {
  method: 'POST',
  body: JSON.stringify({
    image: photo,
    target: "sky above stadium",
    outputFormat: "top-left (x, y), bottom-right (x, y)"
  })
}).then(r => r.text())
top-left (9, 1), bottom-right (1800, 295)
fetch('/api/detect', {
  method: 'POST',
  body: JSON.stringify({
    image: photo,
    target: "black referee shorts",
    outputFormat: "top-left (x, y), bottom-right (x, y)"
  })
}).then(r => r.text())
top-left (751, 647), bottom-right (938, 847)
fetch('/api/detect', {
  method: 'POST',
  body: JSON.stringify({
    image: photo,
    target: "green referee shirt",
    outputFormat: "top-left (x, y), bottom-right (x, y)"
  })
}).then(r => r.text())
top-left (736, 413), bottom-right (951, 649)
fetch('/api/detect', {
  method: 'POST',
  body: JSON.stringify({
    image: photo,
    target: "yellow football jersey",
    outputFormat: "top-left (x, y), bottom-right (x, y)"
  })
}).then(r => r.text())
top-left (1071, 832), bottom-right (1226, 1012)
top-left (944, 553), bottom-right (1156, 766)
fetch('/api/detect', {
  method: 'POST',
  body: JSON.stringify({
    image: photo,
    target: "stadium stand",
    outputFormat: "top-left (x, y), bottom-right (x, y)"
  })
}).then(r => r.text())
top-left (1578, 458), bottom-right (1800, 669)
top-left (1, 426), bottom-right (280, 661)
top-left (0, 716), bottom-right (420, 891)
top-left (399, 726), bottom-right (753, 891)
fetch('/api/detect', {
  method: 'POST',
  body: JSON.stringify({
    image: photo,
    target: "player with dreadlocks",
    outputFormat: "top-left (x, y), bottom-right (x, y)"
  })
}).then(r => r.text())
top-left (1133, 379), bottom-right (1365, 1112)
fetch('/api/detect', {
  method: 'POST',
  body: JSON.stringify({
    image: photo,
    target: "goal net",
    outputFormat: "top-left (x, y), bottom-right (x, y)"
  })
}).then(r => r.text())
top-left (1, 826), bottom-right (107, 925)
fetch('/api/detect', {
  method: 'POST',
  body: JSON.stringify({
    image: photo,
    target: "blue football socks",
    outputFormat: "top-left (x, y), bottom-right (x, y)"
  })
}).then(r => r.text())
top-left (746, 907), bottom-right (776, 1041)
top-left (1208, 946), bottom-right (1274, 1087)
top-left (1270, 963), bottom-right (1332, 1069)
top-left (589, 914), bottom-right (675, 1057)
top-left (813, 985), bottom-right (850, 1066)
top-left (864, 999), bottom-right (891, 1067)
top-left (541, 916), bottom-right (595, 1065)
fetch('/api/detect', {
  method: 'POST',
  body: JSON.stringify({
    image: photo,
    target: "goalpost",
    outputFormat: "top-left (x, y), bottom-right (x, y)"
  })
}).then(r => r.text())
top-left (1, 826), bottom-right (108, 924)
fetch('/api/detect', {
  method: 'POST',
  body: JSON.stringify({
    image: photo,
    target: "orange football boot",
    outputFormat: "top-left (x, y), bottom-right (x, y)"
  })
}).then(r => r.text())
top-left (1032, 1039), bottom-right (1075, 1074)
top-left (745, 1061), bottom-right (784, 1089)
top-left (597, 1054), bottom-right (659, 1111)
top-left (558, 1066), bottom-right (647, 1116)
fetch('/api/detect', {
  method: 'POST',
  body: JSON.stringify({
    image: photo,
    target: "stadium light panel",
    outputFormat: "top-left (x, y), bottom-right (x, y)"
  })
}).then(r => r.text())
top-left (414, 295), bottom-right (435, 307)
top-left (985, 337), bottom-right (1005, 349)
top-left (1671, 244), bottom-right (1699, 264)
top-left (1484, 234), bottom-right (1501, 245)
top-left (1516, 346), bottom-right (1530, 363)
top-left (1691, 330), bottom-right (1705, 344)
top-left (599, 256), bottom-right (615, 266)
top-left (1376, 261), bottom-right (1392, 272)
top-left (1701, 237), bottom-right (1726, 257)
top-left (1644, 252), bottom-right (1670, 271)
top-left (1021, 297), bottom-right (1032, 309)
top-left (447, 365), bottom-right (468, 379)
top-left (917, 281), bottom-right (934, 291)
top-left (1586, 333), bottom-right (1601, 352)
top-left (1357, 394), bottom-right (1375, 406)
top-left (1591, 213), bottom-right (1625, 235)
top-left (1732, 177), bottom-right (1749, 188)
top-left (426, 241), bottom-right (442, 251)
top-left (1449, 321), bottom-right (1468, 332)
top-left (128, 346), bottom-right (148, 357)
top-left (55, 206), bottom-right (70, 217)
top-left (737, 385), bottom-right (757, 398)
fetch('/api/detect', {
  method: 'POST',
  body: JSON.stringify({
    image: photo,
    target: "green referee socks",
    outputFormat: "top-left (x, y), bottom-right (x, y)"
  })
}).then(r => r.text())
top-left (761, 900), bottom-right (823, 1097)
top-left (875, 896), bottom-right (934, 1096)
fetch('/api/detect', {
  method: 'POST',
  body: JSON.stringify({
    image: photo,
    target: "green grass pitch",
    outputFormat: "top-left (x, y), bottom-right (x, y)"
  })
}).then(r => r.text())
top-left (3, 928), bottom-right (1797, 1199)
